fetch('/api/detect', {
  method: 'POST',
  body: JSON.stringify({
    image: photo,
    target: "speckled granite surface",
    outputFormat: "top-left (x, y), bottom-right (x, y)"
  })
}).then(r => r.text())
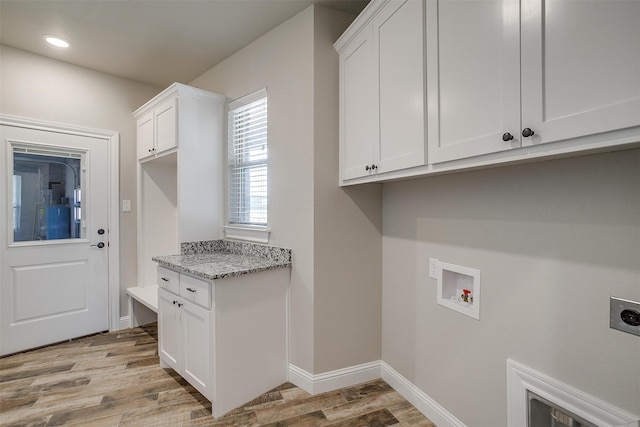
top-left (152, 240), bottom-right (292, 281)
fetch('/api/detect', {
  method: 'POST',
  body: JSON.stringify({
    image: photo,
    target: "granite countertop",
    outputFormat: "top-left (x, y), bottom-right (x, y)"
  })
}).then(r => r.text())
top-left (152, 240), bottom-right (292, 281)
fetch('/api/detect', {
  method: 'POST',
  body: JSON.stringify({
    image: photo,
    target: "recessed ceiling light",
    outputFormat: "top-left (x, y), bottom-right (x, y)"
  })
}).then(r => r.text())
top-left (44, 35), bottom-right (71, 48)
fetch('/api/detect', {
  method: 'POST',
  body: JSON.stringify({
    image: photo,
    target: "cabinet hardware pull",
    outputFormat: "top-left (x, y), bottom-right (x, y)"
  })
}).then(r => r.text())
top-left (172, 300), bottom-right (177, 305)
top-left (186, 288), bottom-right (196, 293)
top-left (177, 303), bottom-right (183, 307)
top-left (522, 128), bottom-right (535, 138)
top-left (365, 165), bottom-right (371, 171)
top-left (161, 277), bottom-right (169, 282)
top-left (502, 132), bottom-right (514, 141)
top-left (366, 164), bottom-right (378, 171)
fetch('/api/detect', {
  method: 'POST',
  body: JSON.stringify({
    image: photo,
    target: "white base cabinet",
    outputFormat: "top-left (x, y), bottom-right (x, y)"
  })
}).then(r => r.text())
top-left (159, 288), bottom-right (212, 397)
top-left (157, 266), bottom-right (289, 418)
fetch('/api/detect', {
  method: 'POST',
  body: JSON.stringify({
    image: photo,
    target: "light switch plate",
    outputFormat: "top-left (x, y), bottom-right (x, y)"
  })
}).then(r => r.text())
top-left (610, 296), bottom-right (640, 337)
top-left (122, 200), bottom-right (131, 212)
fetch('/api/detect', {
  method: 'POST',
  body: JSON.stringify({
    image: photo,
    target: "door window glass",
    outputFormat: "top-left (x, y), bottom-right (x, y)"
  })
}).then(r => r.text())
top-left (12, 146), bottom-right (84, 242)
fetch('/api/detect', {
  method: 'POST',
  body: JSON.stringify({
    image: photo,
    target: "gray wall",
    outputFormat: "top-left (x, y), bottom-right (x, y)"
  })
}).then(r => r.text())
top-left (190, 6), bottom-right (382, 374)
top-left (0, 45), bottom-right (162, 313)
top-left (382, 149), bottom-right (640, 426)
top-left (312, 6), bottom-right (382, 373)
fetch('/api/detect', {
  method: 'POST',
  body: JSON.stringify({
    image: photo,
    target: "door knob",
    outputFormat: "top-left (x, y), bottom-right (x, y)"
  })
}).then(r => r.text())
top-left (97, 228), bottom-right (105, 235)
top-left (90, 242), bottom-right (105, 248)
top-left (522, 128), bottom-right (535, 138)
top-left (502, 132), bottom-right (514, 141)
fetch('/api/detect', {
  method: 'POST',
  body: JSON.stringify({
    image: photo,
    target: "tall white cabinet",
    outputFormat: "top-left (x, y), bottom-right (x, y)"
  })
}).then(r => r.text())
top-left (335, 0), bottom-right (425, 182)
top-left (133, 83), bottom-right (227, 289)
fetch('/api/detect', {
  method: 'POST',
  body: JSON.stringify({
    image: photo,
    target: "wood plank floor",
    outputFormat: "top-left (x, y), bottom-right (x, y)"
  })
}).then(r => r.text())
top-left (0, 324), bottom-right (436, 426)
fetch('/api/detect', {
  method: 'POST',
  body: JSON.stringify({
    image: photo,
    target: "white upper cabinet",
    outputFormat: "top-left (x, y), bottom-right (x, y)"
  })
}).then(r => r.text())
top-left (426, 0), bottom-right (520, 163)
top-left (376, 0), bottom-right (425, 173)
top-left (154, 96), bottom-right (178, 155)
top-left (136, 110), bottom-right (155, 159)
top-left (520, 0), bottom-right (640, 147)
top-left (336, 0), bottom-right (425, 183)
top-left (428, 0), bottom-right (640, 164)
top-left (136, 94), bottom-right (178, 160)
top-left (341, 27), bottom-right (377, 180)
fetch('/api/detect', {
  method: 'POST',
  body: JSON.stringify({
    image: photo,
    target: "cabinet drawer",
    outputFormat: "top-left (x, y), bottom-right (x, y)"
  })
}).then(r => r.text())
top-left (180, 274), bottom-right (211, 309)
top-left (157, 267), bottom-right (180, 294)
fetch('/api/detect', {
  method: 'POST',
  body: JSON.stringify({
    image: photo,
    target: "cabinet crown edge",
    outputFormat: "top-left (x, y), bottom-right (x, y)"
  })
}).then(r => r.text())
top-left (133, 82), bottom-right (227, 118)
top-left (334, 0), bottom-right (392, 52)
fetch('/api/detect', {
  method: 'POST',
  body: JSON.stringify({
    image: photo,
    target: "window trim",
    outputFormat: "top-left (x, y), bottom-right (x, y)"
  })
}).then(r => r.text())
top-left (224, 87), bottom-right (270, 243)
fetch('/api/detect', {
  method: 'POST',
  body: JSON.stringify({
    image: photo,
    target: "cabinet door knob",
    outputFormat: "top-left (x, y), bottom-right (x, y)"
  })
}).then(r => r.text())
top-left (522, 128), bottom-right (535, 138)
top-left (177, 303), bottom-right (183, 308)
top-left (172, 300), bottom-right (177, 305)
top-left (502, 132), bottom-right (514, 141)
top-left (372, 164), bottom-right (378, 170)
top-left (365, 165), bottom-right (371, 171)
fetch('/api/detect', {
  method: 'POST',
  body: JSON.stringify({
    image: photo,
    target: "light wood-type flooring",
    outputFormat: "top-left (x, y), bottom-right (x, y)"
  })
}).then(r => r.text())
top-left (0, 323), bottom-right (436, 426)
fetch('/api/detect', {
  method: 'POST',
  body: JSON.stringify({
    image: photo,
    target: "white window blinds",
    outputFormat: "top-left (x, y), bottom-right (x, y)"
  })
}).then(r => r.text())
top-left (228, 89), bottom-right (268, 227)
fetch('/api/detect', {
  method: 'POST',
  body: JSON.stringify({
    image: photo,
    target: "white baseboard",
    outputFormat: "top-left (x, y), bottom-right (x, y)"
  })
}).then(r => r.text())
top-left (288, 360), bottom-right (463, 427)
top-left (288, 360), bottom-right (382, 395)
top-left (381, 361), bottom-right (465, 427)
top-left (118, 316), bottom-right (130, 330)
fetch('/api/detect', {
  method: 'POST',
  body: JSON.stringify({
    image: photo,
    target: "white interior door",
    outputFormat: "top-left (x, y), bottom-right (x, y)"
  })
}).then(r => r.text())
top-left (1, 124), bottom-right (109, 356)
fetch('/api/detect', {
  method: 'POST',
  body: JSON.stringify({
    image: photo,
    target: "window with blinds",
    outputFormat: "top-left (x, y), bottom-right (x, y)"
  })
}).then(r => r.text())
top-left (227, 89), bottom-right (268, 227)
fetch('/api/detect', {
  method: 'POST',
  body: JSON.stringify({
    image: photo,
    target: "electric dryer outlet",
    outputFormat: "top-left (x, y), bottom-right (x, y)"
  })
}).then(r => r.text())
top-left (610, 296), bottom-right (640, 337)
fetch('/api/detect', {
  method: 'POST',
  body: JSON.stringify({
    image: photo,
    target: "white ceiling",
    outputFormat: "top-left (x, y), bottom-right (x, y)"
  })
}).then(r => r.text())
top-left (0, 0), bottom-right (368, 88)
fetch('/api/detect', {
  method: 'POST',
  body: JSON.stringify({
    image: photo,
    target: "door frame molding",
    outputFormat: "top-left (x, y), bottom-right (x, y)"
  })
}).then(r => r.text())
top-left (0, 114), bottom-right (121, 332)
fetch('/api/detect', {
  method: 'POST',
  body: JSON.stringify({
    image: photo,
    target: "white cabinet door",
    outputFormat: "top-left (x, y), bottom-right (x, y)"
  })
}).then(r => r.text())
top-left (182, 300), bottom-right (212, 398)
top-left (376, 0), bottom-right (425, 173)
top-left (521, 0), bottom-right (640, 146)
top-left (158, 288), bottom-right (181, 371)
top-left (154, 96), bottom-right (178, 155)
top-left (340, 27), bottom-right (377, 181)
top-left (427, 0), bottom-right (521, 164)
top-left (136, 111), bottom-right (154, 159)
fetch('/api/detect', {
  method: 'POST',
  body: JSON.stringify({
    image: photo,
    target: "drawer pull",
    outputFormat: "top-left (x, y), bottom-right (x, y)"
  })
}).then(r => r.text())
top-left (161, 277), bottom-right (169, 282)
top-left (186, 287), bottom-right (196, 293)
